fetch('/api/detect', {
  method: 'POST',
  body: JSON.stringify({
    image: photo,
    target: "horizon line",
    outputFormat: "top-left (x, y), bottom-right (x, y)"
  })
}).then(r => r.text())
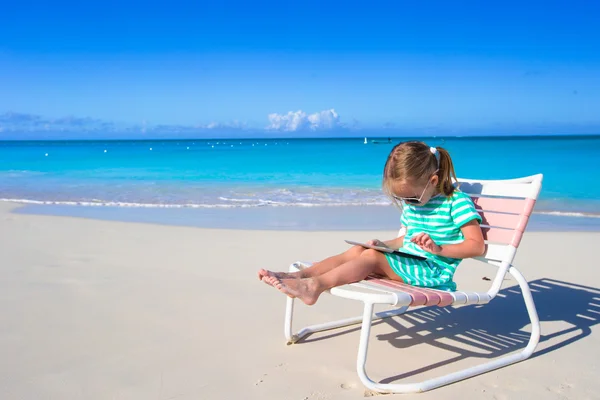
top-left (1, 133), bottom-right (599, 142)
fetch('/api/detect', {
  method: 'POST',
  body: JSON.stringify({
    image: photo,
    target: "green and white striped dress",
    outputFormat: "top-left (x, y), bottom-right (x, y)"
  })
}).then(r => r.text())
top-left (385, 190), bottom-right (482, 291)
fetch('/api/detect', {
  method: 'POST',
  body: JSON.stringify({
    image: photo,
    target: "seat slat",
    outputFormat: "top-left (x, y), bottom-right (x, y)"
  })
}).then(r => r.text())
top-left (456, 291), bottom-right (481, 304)
top-left (450, 291), bottom-right (467, 304)
top-left (459, 181), bottom-right (537, 199)
top-left (458, 174), bottom-right (542, 185)
top-left (470, 196), bottom-right (529, 214)
top-left (471, 197), bottom-right (536, 218)
top-left (366, 278), bottom-right (454, 307)
top-left (481, 226), bottom-right (513, 244)
top-left (478, 212), bottom-right (529, 230)
top-left (481, 226), bottom-right (523, 247)
top-left (479, 243), bottom-right (509, 262)
top-left (369, 281), bottom-right (428, 306)
top-left (476, 292), bottom-right (492, 304)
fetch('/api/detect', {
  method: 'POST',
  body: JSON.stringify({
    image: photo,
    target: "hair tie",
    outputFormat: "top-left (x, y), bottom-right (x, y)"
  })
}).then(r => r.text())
top-left (430, 146), bottom-right (440, 166)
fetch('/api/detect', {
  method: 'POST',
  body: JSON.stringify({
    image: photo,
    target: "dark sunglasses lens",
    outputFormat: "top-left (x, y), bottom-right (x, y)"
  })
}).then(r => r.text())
top-left (405, 198), bottom-right (420, 204)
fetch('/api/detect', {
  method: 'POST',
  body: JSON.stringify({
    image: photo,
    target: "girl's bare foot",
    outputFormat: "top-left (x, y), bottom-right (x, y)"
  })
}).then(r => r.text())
top-left (262, 275), bottom-right (294, 295)
top-left (271, 277), bottom-right (321, 306)
top-left (257, 269), bottom-right (301, 286)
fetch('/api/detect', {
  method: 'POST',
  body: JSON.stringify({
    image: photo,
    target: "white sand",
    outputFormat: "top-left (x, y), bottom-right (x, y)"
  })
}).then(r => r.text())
top-left (0, 202), bottom-right (598, 399)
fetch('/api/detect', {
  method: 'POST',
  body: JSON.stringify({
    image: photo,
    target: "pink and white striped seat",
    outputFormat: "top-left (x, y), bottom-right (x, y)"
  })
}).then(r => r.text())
top-left (283, 174), bottom-right (543, 394)
top-left (364, 276), bottom-right (464, 307)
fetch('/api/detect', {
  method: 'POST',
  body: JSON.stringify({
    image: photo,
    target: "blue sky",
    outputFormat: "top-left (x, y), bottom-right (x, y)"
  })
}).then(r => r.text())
top-left (1, 0), bottom-right (599, 138)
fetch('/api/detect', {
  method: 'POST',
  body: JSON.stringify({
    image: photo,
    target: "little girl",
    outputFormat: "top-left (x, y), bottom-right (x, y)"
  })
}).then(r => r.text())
top-left (258, 141), bottom-right (485, 305)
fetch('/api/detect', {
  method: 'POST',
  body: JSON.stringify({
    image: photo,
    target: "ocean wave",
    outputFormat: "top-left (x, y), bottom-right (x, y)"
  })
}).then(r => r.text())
top-left (218, 197), bottom-right (256, 202)
top-left (2, 197), bottom-right (600, 218)
top-left (0, 197), bottom-right (391, 208)
top-left (534, 210), bottom-right (600, 219)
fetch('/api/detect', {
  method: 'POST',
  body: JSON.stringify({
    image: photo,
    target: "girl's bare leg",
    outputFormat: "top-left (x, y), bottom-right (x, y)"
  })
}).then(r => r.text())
top-left (257, 245), bottom-right (367, 282)
top-left (266, 249), bottom-right (400, 305)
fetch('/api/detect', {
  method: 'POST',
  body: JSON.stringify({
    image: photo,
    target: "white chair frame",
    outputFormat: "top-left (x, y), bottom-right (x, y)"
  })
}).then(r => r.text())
top-left (283, 174), bottom-right (543, 394)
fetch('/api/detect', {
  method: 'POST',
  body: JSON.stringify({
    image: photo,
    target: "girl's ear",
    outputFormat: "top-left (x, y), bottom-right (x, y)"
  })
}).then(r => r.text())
top-left (431, 174), bottom-right (439, 188)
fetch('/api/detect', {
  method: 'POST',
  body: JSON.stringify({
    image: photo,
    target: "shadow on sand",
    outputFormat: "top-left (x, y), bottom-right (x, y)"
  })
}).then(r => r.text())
top-left (299, 278), bottom-right (600, 383)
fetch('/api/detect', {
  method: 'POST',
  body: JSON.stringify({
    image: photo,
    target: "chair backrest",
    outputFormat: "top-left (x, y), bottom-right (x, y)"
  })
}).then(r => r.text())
top-left (457, 174), bottom-right (543, 266)
top-left (397, 174), bottom-right (543, 267)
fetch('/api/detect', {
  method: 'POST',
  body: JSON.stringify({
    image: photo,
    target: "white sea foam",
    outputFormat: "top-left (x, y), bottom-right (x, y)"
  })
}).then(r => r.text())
top-left (217, 197), bottom-right (256, 203)
top-left (0, 198), bottom-right (391, 208)
top-left (535, 210), bottom-right (600, 219)
top-left (1, 197), bottom-right (598, 217)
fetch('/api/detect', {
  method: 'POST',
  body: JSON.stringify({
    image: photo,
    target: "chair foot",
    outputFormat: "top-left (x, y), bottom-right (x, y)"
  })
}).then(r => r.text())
top-left (286, 334), bottom-right (300, 345)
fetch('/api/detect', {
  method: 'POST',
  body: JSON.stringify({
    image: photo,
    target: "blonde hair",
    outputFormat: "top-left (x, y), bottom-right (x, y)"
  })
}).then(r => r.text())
top-left (382, 141), bottom-right (458, 202)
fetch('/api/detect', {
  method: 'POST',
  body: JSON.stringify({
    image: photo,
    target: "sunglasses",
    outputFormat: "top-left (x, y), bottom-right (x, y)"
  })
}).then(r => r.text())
top-left (392, 172), bottom-right (437, 205)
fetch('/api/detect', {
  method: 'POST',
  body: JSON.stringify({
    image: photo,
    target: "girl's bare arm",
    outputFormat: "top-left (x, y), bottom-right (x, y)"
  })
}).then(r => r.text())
top-left (411, 220), bottom-right (485, 258)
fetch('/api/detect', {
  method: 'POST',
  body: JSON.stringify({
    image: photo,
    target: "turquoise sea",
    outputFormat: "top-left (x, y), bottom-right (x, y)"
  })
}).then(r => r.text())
top-left (1, 135), bottom-right (599, 229)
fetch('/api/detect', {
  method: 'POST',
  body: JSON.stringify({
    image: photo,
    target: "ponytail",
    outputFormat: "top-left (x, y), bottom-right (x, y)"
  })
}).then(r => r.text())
top-left (435, 147), bottom-right (457, 196)
top-left (383, 141), bottom-right (459, 200)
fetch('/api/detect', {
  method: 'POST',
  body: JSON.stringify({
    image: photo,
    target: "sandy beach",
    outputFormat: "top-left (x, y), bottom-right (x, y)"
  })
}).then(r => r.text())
top-left (1, 201), bottom-right (598, 400)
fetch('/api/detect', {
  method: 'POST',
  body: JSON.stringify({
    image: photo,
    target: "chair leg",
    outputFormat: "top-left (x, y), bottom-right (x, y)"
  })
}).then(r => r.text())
top-left (284, 295), bottom-right (409, 345)
top-left (284, 295), bottom-right (296, 344)
top-left (355, 266), bottom-right (542, 394)
top-left (283, 262), bottom-right (409, 345)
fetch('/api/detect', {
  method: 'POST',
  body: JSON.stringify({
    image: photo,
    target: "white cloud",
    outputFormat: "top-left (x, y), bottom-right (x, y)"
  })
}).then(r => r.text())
top-left (267, 109), bottom-right (341, 131)
top-left (0, 112), bottom-right (116, 132)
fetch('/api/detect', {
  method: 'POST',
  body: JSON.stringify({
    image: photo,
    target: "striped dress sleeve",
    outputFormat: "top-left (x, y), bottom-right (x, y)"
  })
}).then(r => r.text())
top-left (450, 192), bottom-right (482, 227)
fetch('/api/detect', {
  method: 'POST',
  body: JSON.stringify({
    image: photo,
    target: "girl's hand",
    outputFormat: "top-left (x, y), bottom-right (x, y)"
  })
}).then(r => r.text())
top-left (411, 233), bottom-right (442, 254)
top-left (367, 239), bottom-right (388, 248)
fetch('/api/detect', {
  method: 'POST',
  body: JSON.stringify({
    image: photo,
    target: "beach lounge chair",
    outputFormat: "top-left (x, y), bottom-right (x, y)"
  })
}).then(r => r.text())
top-left (283, 174), bottom-right (543, 394)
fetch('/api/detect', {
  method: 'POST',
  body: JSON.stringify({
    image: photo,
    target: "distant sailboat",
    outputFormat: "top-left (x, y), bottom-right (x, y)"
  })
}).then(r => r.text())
top-left (364, 137), bottom-right (368, 144)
